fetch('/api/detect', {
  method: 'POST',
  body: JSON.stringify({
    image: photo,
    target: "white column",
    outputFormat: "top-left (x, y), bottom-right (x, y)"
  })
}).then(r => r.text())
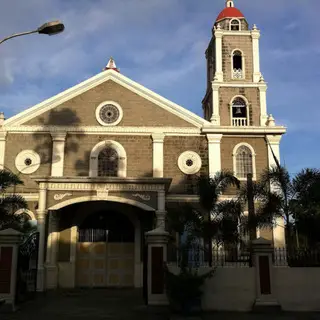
top-left (252, 27), bottom-right (261, 83)
top-left (266, 135), bottom-right (285, 248)
top-left (45, 211), bottom-right (59, 289)
top-left (0, 132), bottom-right (7, 170)
top-left (156, 189), bottom-right (166, 230)
top-left (210, 84), bottom-right (220, 125)
top-left (207, 134), bottom-right (223, 178)
top-left (36, 183), bottom-right (48, 292)
top-left (214, 27), bottom-right (224, 82)
top-left (51, 132), bottom-right (67, 177)
top-left (152, 133), bottom-right (165, 178)
top-left (259, 85), bottom-right (268, 126)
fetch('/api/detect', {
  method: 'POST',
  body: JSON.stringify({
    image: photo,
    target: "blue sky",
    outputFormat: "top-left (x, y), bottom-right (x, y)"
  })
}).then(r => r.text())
top-left (0, 0), bottom-right (319, 176)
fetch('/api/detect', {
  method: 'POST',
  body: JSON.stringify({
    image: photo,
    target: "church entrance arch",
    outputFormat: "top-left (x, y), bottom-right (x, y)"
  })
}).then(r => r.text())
top-left (76, 210), bottom-right (135, 288)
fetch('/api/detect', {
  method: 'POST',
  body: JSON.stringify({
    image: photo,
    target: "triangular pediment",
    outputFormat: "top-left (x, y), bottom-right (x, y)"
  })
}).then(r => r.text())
top-left (4, 70), bottom-right (209, 129)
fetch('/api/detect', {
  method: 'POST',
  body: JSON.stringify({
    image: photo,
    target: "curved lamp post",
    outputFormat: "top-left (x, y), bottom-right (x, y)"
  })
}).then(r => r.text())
top-left (0, 20), bottom-right (65, 45)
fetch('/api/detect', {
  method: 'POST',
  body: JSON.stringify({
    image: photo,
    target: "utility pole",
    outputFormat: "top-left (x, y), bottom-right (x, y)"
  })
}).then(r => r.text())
top-left (247, 173), bottom-right (256, 241)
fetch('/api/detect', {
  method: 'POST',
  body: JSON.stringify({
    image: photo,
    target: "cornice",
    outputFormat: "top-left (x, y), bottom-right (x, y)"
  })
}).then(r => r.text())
top-left (202, 126), bottom-right (287, 135)
top-left (4, 126), bottom-right (201, 135)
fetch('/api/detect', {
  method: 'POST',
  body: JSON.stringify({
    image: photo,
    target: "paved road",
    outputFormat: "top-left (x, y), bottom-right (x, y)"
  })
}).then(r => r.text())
top-left (2, 289), bottom-right (320, 320)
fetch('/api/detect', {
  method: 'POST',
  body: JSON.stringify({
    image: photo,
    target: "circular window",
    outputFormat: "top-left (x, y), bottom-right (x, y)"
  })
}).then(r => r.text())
top-left (96, 101), bottom-right (123, 126)
top-left (178, 151), bottom-right (202, 175)
top-left (15, 150), bottom-right (41, 174)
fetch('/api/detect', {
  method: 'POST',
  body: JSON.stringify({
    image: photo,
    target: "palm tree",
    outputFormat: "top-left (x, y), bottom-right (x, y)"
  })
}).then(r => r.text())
top-left (167, 170), bottom-right (242, 268)
top-left (239, 166), bottom-right (320, 249)
top-left (0, 169), bottom-right (28, 231)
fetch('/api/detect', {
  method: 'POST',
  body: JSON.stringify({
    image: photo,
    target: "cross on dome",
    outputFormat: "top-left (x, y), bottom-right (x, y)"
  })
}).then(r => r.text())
top-left (104, 57), bottom-right (120, 72)
top-left (226, 0), bottom-right (234, 7)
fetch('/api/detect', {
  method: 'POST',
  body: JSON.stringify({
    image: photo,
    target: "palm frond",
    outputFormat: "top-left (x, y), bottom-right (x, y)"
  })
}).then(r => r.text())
top-left (0, 170), bottom-right (24, 191)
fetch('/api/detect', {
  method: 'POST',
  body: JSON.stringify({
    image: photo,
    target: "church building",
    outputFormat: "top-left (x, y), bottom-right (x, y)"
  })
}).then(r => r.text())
top-left (0, 0), bottom-right (286, 292)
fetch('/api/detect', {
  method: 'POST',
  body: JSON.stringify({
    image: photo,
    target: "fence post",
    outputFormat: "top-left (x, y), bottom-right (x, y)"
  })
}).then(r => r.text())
top-left (0, 228), bottom-right (23, 312)
top-left (251, 238), bottom-right (281, 312)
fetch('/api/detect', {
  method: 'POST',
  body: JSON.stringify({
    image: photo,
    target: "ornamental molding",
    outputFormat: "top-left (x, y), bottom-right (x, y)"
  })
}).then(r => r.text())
top-left (96, 186), bottom-right (109, 198)
top-left (53, 193), bottom-right (72, 201)
top-left (51, 132), bottom-right (67, 141)
top-left (95, 101), bottom-right (123, 126)
top-left (0, 131), bottom-right (7, 140)
top-left (3, 126), bottom-right (201, 135)
top-left (132, 193), bottom-right (151, 201)
top-left (178, 151), bottom-right (202, 175)
top-left (15, 150), bottom-right (41, 174)
top-left (43, 182), bottom-right (165, 192)
top-left (151, 133), bottom-right (165, 142)
top-left (206, 134), bottom-right (223, 144)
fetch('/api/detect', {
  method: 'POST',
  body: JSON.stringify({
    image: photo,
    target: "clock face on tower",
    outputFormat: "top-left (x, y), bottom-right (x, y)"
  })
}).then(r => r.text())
top-left (95, 101), bottom-right (123, 126)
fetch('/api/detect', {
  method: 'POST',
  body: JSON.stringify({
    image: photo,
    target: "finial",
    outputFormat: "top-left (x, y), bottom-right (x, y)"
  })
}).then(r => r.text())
top-left (103, 57), bottom-right (120, 72)
top-left (217, 23), bottom-right (222, 30)
top-left (0, 112), bottom-right (4, 126)
top-left (266, 114), bottom-right (275, 127)
top-left (259, 74), bottom-right (265, 82)
top-left (226, 0), bottom-right (234, 8)
top-left (253, 24), bottom-right (258, 30)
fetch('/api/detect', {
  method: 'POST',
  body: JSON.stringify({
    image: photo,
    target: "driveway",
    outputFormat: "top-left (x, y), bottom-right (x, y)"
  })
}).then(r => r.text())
top-left (2, 289), bottom-right (320, 320)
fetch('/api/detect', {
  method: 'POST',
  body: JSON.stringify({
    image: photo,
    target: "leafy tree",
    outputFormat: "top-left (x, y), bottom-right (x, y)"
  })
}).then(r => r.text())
top-left (0, 169), bottom-right (28, 231)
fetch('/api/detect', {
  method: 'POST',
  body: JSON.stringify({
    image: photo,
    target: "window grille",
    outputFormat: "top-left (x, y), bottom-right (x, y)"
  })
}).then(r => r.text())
top-left (236, 146), bottom-right (253, 179)
top-left (98, 147), bottom-right (119, 177)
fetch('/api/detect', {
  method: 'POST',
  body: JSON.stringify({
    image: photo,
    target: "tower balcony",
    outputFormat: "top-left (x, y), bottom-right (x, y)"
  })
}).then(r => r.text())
top-left (232, 117), bottom-right (248, 127)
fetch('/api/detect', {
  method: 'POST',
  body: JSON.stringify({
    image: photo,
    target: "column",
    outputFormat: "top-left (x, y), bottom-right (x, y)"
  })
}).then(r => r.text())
top-left (210, 84), bottom-right (220, 125)
top-left (0, 132), bottom-right (7, 170)
top-left (252, 26), bottom-right (261, 83)
top-left (214, 26), bottom-right (224, 82)
top-left (252, 238), bottom-right (281, 311)
top-left (51, 132), bottom-right (67, 177)
top-left (155, 189), bottom-right (166, 229)
top-left (207, 134), bottom-right (223, 178)
top-left (36, 183), bottom-right (48, 292)
top-left (266, 135), bottom-right (285, 248)
top-left (152, 133), bottom-right (165, 178)
top-left (45, 211), bottom-right (59, 289)
top-left (259, 85), bottom-right (268, 126)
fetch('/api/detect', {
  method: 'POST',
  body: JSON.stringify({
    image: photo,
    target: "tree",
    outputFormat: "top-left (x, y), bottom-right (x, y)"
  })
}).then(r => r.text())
top-left (239, 166), bottom-right (320, 249)
top-left (167, 170), bottom-right (242, 267)
top-left (0, 169), bottom-right (28, 231)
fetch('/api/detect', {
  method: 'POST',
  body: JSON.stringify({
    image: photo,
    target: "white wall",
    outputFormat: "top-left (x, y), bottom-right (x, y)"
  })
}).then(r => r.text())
top-left (168, 266), bottom-right (256, 311)
top-left (274, 267), bottom-right (320, 311)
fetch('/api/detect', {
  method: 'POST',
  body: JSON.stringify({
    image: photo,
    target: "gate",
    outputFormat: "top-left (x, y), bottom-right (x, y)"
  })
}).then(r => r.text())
top-left (15, 232), bottom-right (39, 303)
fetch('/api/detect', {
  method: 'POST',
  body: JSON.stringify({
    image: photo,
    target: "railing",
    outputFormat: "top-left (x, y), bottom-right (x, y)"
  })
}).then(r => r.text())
top-left (232, 68), bottom-right (243, 79)
top-left (232, 117), bottom-right (248, 126)
top-left (274, 247), bottom-right (320, 267)
top-left (167, 246), bottom-right (251, 268)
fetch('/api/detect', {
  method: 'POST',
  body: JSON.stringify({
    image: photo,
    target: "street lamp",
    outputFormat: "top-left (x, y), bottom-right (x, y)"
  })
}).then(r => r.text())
top-left (0, 20), bottom-right (64, 45)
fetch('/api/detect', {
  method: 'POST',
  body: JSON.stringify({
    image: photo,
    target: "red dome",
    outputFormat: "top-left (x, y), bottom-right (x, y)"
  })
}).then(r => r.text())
top-left (216, 7), bottom-right (244, 22)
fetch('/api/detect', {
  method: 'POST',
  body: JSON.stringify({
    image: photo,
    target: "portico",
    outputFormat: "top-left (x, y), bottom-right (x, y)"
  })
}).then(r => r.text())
top-left (31, 176), bottom-right (171, 291)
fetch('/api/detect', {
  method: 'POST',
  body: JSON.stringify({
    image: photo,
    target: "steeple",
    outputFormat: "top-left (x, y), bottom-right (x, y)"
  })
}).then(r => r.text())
top-left (104, 57), bottom-right (120, 72)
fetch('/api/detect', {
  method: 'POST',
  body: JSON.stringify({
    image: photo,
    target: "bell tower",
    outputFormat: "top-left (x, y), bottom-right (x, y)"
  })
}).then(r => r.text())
top-left (202, 0), bottom-right (269, 127)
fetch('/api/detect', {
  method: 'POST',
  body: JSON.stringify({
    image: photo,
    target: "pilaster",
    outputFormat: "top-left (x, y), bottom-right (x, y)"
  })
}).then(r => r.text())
top-left (207, 134), bottom-right (223, 178)
top-left (252, 26), bottom-right (261, 83)
top-left (151, 133), bottom-right (165, 178)
top-left (259, 85), bottom-right (268, 126)
top-left (0, 131), bottom-right (7, 170)
top-left (214, 26), bottom-right (224, 82)
top-left (51, 132), bottom-right (67, 177)
top-left (211, 83), bottom-right (220, 125)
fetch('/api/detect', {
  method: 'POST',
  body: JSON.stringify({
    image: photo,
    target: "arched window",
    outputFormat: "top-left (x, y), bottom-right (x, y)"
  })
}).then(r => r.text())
top-left (233, 144), bottom-right (256, 180)
top-left (98, 147), bottom-right (119, 177)
top-left (230, 19), bottom-right (240, 31)
top-left (232, 50), bottom-right (244, 79)
top-left (89, 140), bottom-right (127, 178)
top-left (231, 97), bottom-right (248, 126)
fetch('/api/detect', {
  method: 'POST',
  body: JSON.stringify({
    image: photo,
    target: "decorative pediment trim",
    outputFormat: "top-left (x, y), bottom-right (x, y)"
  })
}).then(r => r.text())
top-left (4, 70), bottom-right (209, 128)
